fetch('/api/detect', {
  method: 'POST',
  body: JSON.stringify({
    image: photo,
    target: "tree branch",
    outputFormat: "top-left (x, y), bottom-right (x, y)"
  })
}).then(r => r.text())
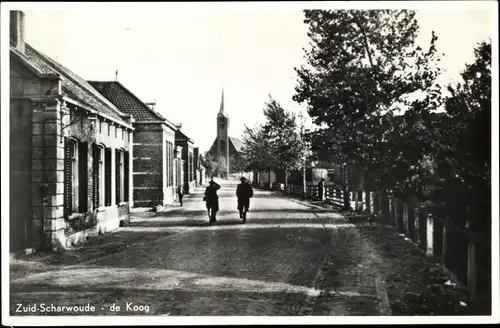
top-left (351, 14), bottom-right (374, 69)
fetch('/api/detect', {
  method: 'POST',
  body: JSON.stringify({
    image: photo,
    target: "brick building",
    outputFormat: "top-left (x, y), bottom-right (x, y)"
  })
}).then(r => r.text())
top-left (209, 89), bottom-right (243, 177)
top-left (9, 11), bottom-right (133, 252)
top-left (175, 127), bottom-right (196, 194)
top-left (88, 81), bottom-right (179, 207)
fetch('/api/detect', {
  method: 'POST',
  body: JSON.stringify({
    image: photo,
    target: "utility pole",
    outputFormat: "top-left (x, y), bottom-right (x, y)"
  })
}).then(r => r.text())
top-left (299, 109), bottom-right (307, 199)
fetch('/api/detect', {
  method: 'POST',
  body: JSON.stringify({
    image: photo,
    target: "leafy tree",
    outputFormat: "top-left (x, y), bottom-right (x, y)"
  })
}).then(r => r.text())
top-left (217, 156), bottom-right (227, 177)
top-left (241, 123), bottom-right (274, 187)
top-left (230, 153), bottom-right (247, 176)
top-left (202, 151), bottom-right (218, 178)
top-left (431, 40), bottom-right (491, 228)
top-left (261, 96), bottom-right (306, 190)
top-left (293, 9), bottom-right (443, 192)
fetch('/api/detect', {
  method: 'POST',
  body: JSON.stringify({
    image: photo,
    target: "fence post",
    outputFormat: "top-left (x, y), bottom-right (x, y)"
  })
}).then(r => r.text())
top-left (441, 224), bottom-right (448, 266)
top-left (378, 190), bottom-right (385, 218)
top-left (403, 202), bottom-right (409, 236)
top-left (413, 207), bottom-right (420, 245)
top-left (343, 186), bottom-right (350, 210)
top-left (365, 191), bottom-right (370, 213)
top-left (362, 191), bottom-right (368, 212)
top-left (393, 200), bottom-right (399, 231)
top-left (388, 192), bottom-right (394, 223)
top-left (369, 192), bottom-right (375, 215)
top-left (426, 214), bottom-right (434, 256)
top-left (467, 235), bottom-right (477, 301)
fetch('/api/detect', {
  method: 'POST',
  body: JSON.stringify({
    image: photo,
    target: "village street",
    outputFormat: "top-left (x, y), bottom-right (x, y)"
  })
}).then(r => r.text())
top-left (10, 179), bottom-right (472, 316)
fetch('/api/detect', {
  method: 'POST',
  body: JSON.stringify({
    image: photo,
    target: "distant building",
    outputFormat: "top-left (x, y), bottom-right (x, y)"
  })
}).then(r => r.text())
top-left (10, 11), bottom-right (133, 252)
top-left (175, 127), bottom-right (197, 194)
top-left (208, 89), bottom-right (243, 177)
top-left (88, 81), bottom-right (179, 207)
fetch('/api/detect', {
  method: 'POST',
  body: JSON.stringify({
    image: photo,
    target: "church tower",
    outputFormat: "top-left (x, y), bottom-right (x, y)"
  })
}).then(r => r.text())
top-left (216, 89), bottom-right (230, 176)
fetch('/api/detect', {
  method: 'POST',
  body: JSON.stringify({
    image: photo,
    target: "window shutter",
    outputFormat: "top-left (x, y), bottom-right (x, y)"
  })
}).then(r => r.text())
top-left (124, 151), bottom-right (129, 202)
top-left (78, 142), bottom-right (88, 213)
top-left (92, 144), bottom-right (100, 209)
top-left (63, 138), bottom-right (73, 217)
top-left (116, 149), bottom-right (121, 204)
top-left (105, 148), bottom-right (112, 206)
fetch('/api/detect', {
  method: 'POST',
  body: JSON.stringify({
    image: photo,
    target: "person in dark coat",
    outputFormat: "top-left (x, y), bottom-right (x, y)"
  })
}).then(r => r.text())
top-left (177, 185), bottom-right (184, 207)
top-left (236, 177), bottom-right (254, 222)
top-left (204, 178), bottom-right (221, 223)
top-left (318, 178), bottom-right (325, 202)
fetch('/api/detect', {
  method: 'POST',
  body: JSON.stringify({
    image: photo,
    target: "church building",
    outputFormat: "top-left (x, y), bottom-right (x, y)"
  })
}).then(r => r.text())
top-left (208, 89), bottom-right (242, 177)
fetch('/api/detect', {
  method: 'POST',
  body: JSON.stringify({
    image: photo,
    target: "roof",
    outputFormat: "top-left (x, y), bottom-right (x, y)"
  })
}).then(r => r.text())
top-left (88, 81), bottom-right (176, 128)
top-left (209, 136), bottom-right (243, 153)
top-left (229, 137), bottom-right (243, 152)
top-left (175, 128), bottom-right (195, 145)
top-left (14, 43), bottom-right (130, 126)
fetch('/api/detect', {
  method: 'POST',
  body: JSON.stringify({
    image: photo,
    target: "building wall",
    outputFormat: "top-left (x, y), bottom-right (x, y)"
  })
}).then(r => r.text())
top-left (132, 123), bottom-right (163, 207)
top-left (132, 123), bottom-right (177, 207)
top-left (10, 98), bottom-right (33, 252)
top-left (163, 124), bottom-right (176, 205)
top-left (11, 56), bottom-right (132, 252)
top-left (257, 171), bottom-right (277, 185)
top-left (182, 143), bottom-right (195, 194)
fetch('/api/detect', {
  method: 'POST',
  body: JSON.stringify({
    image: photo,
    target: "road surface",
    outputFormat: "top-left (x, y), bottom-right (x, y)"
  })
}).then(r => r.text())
top-left (10, 179), bottom-right (472, 316)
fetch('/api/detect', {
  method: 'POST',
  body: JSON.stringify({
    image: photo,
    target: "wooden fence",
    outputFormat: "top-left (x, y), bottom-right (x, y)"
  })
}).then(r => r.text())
top-left (284, 184), bottom-right (491, 303)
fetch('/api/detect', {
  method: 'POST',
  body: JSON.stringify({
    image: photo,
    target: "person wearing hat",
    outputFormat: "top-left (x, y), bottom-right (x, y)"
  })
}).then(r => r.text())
top-left (236, 176), bottom-right (254, 222)
top-left (204, 177), bottom-right (221, 224)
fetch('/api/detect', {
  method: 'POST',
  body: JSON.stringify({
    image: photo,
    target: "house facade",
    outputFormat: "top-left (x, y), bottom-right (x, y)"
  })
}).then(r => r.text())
top-left (175, 128), bottom-right (196, 194)
top-left (88, 81), bottom-right (179, 207)
top-left (10, 11), bottom-right (133, 252)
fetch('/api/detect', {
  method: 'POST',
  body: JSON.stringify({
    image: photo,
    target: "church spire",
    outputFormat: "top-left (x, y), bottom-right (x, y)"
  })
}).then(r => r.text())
top-left (219, 88), bottom-right (224, 114)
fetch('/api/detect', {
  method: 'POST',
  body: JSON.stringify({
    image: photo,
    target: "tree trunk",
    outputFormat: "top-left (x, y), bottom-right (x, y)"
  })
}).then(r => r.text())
top-left (284, 167), bottom-right (288, 191)
top-left (342, 164), bottom-right (351, 210)
top-left (302, 164), bottom-right (307, 199)
top-left (268, 169), bottom-right (271, 190)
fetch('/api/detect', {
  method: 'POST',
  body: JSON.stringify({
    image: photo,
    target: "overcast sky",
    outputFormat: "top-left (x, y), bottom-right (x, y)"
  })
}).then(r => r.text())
top-left (8, 2), bottom-right (495, 152)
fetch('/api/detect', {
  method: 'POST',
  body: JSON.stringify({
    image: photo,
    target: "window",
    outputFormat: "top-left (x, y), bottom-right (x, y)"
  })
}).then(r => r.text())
top-left (105, 148), bottom-right (112, 206)
top-left (166, 142), bottom-right (174, 187)
top-left (219, 117), bottom-right (225, 128)
top-left (124, 151), bottom-right (129, 202)
top-left (188, 152), bottom-right (193, 182)
top-left (64, 138), bottom-right (88, 216)
top-left (170, 143), bottom-right (173, 186)
top-left (220, 140), bottom-right (226, 153)
top-left (71, 142), bottom-right (79, 211)
top-left (64, 139), bottom-right (77, 216)
top-left (92, 144), bottom-right (105, 209)
top-left (116, 149), bottom-right (124, 204)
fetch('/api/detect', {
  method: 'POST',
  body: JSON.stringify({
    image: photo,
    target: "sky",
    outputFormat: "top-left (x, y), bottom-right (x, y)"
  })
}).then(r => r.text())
top-left (8, 2), bottom-right (496, 152)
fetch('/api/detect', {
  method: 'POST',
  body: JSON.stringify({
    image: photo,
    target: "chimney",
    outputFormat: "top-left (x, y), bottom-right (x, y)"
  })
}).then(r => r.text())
top-left (10, 11), bottom-right (25, 54)
top-left (145, 102), bottom-right (156, 111)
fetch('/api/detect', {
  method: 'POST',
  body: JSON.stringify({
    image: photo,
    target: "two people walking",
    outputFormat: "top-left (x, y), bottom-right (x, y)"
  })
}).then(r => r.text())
top-left (204, 176), bottom-right (254, 224)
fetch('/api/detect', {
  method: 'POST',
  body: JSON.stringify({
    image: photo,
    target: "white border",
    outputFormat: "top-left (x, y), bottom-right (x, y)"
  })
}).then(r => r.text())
top-left (1, 1), bottom-right (499, 326)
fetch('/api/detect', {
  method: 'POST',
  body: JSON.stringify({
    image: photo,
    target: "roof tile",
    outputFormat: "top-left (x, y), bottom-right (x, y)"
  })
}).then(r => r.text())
top-left (88, 81), bottom-right (164, 122)
top-left (17, 43), bottom-right (129, 125)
